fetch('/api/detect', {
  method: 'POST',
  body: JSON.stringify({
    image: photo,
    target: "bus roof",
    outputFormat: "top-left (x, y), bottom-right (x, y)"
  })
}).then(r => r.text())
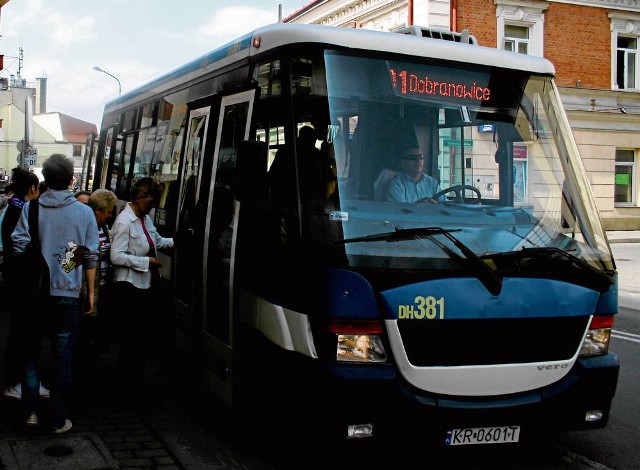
top-left (103, 22), bottom-right (555, 115)
top-left (252, 23), bottom-right (554, 74)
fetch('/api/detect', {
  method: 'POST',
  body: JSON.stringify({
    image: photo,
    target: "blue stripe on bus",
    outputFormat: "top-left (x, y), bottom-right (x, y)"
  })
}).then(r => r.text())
top-left (379, 277), bottom-right (599, 320)
top-left (319, 269), bottom-right (602, 320)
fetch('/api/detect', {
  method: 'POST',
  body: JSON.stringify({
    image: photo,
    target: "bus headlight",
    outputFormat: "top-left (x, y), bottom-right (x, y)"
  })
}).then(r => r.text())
top-left (579, 315), bottom-right (613, 357)
top-left (337, 333), bottom-right (387, 362)
top-left (329, 320), bottom-right (388, 363)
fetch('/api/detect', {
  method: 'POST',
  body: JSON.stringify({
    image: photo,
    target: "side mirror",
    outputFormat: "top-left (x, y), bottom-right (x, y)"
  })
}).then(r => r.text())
top-left (236, 140), bottom-right (268, 205)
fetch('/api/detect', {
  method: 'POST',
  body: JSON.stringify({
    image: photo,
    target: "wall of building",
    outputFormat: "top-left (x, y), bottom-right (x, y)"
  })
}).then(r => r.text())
top-left (0, 89), bottom-right (85, 173)
top-left (544, 3), bottom-right (611, 89)
top-left (455, 0), bottom-right (495, 46)
top-left (454, 1), bottom-right (640, 229)
top-left (285, 0), bottom-right (640, 230)
top-left (285, 0), bottom-right (450, 30)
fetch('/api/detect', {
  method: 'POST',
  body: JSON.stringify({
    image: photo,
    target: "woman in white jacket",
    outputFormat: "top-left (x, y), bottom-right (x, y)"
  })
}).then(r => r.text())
top-left (110, 177), bottom-right (173, 397)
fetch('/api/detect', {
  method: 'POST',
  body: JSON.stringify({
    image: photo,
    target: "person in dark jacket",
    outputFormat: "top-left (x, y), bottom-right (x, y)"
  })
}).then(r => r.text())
top-left (1, 167), bottom-right (50, 401)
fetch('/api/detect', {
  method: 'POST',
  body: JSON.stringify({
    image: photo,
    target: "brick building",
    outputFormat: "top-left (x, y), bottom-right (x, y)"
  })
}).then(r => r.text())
top-left (285, 0), bottom-right (640, 230)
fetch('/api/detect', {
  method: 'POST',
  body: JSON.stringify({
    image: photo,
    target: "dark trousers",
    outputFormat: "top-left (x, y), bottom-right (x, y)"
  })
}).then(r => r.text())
top-left (23, 296), bottom-right (79, 429)
top-left (113, 281), bottom-right (174, 388)
top-left (4, 307), bottom-right (29, 387)
top-left (3, 286), bottom-right (47, 389)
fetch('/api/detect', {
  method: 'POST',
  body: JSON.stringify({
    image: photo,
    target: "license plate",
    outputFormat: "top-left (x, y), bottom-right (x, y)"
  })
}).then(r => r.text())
top-left (445, 426), bottom-right (520, 446)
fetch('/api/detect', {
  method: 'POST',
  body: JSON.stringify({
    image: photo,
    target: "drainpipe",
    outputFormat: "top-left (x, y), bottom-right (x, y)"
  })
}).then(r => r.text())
top-left (451, 0), bottom-right (458, 31)
top-left (408, 0), bottom-right (413, 26)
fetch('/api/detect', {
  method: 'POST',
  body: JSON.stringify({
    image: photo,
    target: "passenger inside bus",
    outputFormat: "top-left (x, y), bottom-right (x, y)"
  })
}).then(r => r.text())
top-left (268, 125), bottom-right (324, 202)
top-left (311, 117), bottom-right (346, 200)
top-left (381, 147), bottom-right (445, 203)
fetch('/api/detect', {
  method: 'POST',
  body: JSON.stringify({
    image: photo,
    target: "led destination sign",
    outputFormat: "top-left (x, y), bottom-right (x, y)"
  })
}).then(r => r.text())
top-left (389, 65), bottom-right (491, 103)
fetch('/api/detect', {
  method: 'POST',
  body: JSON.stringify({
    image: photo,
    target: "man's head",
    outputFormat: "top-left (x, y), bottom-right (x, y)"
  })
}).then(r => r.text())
top-left (399, 147), bottom-right (425, 179)
top-left (298, 125), bottom-right (317, 149)
top-left (9, 167), bottom-right (39, 198)
top-left (42, 153), bottom-right (74, 190)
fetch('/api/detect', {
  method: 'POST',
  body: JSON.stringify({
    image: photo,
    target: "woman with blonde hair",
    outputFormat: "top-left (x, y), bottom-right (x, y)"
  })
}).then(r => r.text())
top-left (85, 188), bottom-right (118, 315)
top-left (76, 189), bottom-right (118, 367)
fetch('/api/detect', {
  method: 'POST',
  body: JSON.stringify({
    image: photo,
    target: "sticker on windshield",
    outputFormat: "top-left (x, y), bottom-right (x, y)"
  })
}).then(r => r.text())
top-left (329, 211), bottom-right (348, 221)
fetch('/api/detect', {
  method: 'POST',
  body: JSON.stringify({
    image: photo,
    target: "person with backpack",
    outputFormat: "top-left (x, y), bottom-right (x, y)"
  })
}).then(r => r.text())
top-left (11, 154), bottom-right (98, 433)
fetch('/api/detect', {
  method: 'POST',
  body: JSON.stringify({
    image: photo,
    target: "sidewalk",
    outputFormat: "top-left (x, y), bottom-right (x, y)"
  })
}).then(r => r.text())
top-left (0, 302), bottom-right (269, 469)
top-left (607, 230), bottom-right (640, 244)
top-left (0, 307), bottom-right (183, 469)
top-left (607, 231), bottom-right (640, 309)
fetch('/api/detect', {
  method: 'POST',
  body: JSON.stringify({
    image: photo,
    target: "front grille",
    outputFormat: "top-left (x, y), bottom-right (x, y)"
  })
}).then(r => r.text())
top-left (396, 317), bottom-right (589, 366)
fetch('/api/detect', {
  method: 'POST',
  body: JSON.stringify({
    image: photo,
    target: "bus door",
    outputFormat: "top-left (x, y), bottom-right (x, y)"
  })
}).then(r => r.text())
top-left (97, 126), bottom-right (116, 190)
top-left (175, 105), bottom-right (212, 336)
top-left (202, 89), bottom-right (256, 406)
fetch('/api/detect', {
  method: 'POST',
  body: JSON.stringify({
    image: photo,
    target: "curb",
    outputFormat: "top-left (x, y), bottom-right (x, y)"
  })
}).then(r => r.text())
top-left (619, 292), bottom-right (640, 310)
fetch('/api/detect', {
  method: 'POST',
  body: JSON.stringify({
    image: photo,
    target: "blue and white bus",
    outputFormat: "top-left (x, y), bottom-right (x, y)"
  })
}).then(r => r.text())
top-left (86, 23), bottom-right (619, 449)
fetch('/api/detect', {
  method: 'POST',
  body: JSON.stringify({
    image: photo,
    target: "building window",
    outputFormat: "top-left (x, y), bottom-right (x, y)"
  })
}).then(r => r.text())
top-left (616, 36), bottom-right (638, 90)
top-left (610, 13), bottom-right (640, 91)
top-left (73, 144), bottom-right (82, 157)
top-left (504, 25), bottom-right (529, 54)
top-left (496, 1), bottom-right (546, 57)
top-left (615, 149), bottom-right (635, 205)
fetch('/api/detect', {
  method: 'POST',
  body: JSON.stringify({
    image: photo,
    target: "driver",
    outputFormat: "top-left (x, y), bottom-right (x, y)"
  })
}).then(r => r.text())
top-left (385, 147), bottom-right (445, 203)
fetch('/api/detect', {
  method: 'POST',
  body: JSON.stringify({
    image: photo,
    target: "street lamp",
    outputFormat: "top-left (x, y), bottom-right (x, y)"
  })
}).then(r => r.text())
top-left (93, 65), bottom-right (122, 96)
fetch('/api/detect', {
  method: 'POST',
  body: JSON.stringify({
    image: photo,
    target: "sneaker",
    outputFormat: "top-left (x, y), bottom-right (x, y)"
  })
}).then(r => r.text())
top-left (4, 383), bottom-right (22, 400)
top-left (26, 413), bottom-right (38, 426)
top-left (52, 419), bottom-right (72, 434)
top-left (39, 384), bottom-right (50, 398)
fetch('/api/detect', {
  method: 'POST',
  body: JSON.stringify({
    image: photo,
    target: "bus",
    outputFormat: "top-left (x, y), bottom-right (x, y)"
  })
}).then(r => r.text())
top-left (85, 22), bottom-right (619, 448)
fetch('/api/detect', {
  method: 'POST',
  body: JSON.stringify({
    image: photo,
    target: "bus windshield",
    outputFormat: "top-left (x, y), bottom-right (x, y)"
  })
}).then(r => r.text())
top-left (311, 51), bottom-right (614, 275)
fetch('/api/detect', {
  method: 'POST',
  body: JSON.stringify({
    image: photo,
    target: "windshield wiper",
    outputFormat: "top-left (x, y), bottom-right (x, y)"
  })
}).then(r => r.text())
top-left (342, 227), bottom-right (503, 295)
top-left (507, 226), bottom-right (609, 272)
top-left (342, 227), bottom-right (461, 244)
top-left (483, 246), bottom-right (613, 293)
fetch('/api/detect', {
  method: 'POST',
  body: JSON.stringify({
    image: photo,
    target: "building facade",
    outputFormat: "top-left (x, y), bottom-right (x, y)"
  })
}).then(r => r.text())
top-left (285, 0), bottom-right (640, 230)
top-left (0, 78), bottom-right (97, 187)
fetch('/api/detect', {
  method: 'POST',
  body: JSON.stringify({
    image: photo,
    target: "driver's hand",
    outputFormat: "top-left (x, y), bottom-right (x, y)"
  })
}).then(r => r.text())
top-left (417, 197), bottom-right (438, 204)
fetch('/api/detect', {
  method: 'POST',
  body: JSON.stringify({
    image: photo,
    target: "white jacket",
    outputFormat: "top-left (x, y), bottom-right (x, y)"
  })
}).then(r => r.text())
top-left (110, 202), bottom-right (173, 289)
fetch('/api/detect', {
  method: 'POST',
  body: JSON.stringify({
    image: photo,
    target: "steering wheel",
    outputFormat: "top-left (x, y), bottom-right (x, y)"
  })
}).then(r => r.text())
top-left (432, 184), bottom-right (482, 204)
